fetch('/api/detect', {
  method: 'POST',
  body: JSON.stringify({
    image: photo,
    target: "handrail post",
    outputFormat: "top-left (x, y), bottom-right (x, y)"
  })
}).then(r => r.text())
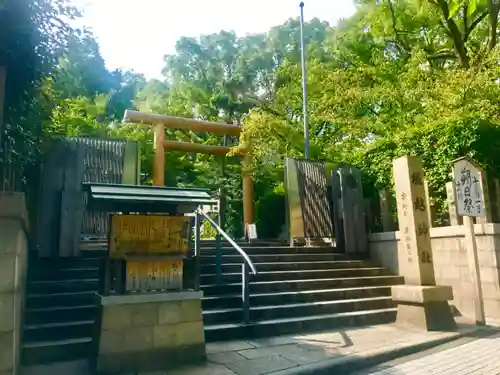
top-left (197, 209), bottom-right (257, 276)
top-left (242, 262), bottom-right (250, 324)
top-left (215, 233), bottom-right (222, 285)
top-left (194, 211), bottom-right (201, 291)
top-left (216, 189), bottom-right (223, 284)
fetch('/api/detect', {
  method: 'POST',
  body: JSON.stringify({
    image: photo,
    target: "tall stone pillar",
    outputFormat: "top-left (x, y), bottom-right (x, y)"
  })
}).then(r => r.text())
top-left (0, 193), bottom-right (29, 375)
top-left (391, 156), bottom-right (456, 331)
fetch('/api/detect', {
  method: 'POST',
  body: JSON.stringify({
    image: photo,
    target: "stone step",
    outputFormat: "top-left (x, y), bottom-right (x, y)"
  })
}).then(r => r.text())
top-left (25, 305), bottom-right (98, 325)
top-left (21, 241), bottom-right (395, 366)
top-left (203, 296), bottom-right (395, 325)
top-left (22, 337), bottom-right (93, 366)
top-left (202, 286), bottom-right (392, 309)
top-left (200, 260), bottom-right (370, 274)
top-left (204, 308), bottom-right (397, 342)
top-left (200, 267), bottom-right (391, 284)
top-left (200, 240), bottom-right (285, 248)
top-left (200, 246), bottom-right (336, 255)
top-left (27, 279), bottom-right (99, 294)
top-left (23, 321), bottom-right (94, 343)
top-left (202, 275), bottom-right (404, 296)
top-left (200, 253), bottom-right (348, 264)
top-left (80, 249), bottom-right (107, 258)
top-left (26, 291), bottom-right (97, 309)
top-left (29, 267), bottom-right (99, 282)
top-left (35, 257), bottom-right (102, 269)
top-left (79, 240), bottom-right (107, 249)
top-left (78, 240), bottom-right (108, 256)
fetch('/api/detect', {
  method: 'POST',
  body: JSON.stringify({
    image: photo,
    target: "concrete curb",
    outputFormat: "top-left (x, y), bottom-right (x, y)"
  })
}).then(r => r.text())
top-left (270, 327), bottom-right (496, 375)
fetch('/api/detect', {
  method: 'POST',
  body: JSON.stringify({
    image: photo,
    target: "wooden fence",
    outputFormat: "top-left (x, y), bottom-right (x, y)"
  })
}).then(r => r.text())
top-left (36, 137), bottom-right (140, 258)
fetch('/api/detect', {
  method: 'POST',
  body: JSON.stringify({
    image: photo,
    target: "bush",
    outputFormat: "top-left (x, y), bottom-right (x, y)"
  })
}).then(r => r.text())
top-left (351, 117), bottom-right (500, 219)
top-left (255, 184), bottom-right (286, 239)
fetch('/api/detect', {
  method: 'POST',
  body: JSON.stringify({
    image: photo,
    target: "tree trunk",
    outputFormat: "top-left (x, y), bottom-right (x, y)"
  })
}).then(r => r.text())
top-left (488, 0), bottom-right (500, 50)
top-left (436, 0), bottom-right (470, 68)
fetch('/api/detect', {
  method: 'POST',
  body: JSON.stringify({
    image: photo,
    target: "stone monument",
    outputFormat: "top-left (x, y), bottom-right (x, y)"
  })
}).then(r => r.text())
top-left (391, 155), bottom-right (456, 331)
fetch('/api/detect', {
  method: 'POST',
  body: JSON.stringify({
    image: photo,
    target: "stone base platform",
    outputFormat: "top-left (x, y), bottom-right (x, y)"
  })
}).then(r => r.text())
top-left (392, 285), bottom-right (457, 331)
top-left (95, 290), bottom-right (206, 374)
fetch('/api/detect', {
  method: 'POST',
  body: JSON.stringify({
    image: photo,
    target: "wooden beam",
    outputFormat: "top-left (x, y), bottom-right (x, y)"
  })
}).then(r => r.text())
top-left (163, 140), bottom-right (237, 156)
top-left (153, 124), bottom-right (165, 186)
top-left (123, 109), bottom-right (242, 137)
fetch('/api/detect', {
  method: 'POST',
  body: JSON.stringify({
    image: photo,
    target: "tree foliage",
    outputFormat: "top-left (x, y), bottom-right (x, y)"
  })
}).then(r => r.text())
top-left (0, 0), bottom-right (78, 167)
top-left (242, 0), bottom-right (500, 223)
top-left (8, 0), bottom-right (500, 234)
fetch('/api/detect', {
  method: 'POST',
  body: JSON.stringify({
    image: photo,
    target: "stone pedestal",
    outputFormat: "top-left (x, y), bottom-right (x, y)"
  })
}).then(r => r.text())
top-left (392, 156), bottom-right (456, 331)
top-left (95, 291), bottom-right (206, 374)
top-left (392, 285), bottom-right (456, 331)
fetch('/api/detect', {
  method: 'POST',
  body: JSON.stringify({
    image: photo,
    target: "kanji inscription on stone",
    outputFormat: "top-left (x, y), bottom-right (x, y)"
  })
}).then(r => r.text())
top-left (453, 158), bottom-right (485, 218)
top-left (393, 155), bottom-right (435, 286)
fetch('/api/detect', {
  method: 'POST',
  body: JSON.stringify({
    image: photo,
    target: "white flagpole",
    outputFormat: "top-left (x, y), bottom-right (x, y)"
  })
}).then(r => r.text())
top-left (299, 2), bottom-right (310, 159)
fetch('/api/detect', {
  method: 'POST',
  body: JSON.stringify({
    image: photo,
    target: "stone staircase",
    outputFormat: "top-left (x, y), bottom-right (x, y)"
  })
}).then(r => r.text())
top-left (199, 241), bottom-right (403, 342)
top-left (22, 252), bottom-right (103, 365)
top-left (21, 240), bottom-right (402, 365)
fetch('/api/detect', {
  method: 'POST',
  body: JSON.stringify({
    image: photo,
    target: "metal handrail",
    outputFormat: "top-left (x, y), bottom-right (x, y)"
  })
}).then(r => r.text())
top-left (193, 207), bottom-right (256, 324)
top-left (196, 208), bottom-right (258, 275)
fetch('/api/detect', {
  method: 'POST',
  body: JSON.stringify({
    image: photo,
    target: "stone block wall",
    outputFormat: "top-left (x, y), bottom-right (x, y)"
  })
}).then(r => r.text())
top-left (369, 224), bottom-right (500, 321)
top-left (97, 291), bottom-right (205, 374)
top-left (0, 193), bottom-right (29, 375)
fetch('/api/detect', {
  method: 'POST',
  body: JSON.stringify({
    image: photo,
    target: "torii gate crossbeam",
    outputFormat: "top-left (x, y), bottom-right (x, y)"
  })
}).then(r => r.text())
top-left (122, 109), bottom-right (254, 232)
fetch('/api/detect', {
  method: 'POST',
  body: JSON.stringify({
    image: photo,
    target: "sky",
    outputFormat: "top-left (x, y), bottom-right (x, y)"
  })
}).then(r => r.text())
top-left (72, 0), bottom-right (356, 79)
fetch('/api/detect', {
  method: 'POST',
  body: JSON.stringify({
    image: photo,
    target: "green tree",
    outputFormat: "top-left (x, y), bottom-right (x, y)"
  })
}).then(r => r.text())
top-left (155, 20), bottom-right (332, 235)
top-left (51, 29), bottom-right (113, 98)
top-left (48, 94), bottom-right (109, 137)
top-left (41, 30), bottom-right (147, 139)
top-left (134, 79), bottom-right (170, 113)
top-left (106, 70), bottom-right (146, 121)
top-left (0, 0), bottom-right (78, 169)
top-left (241, 0), bottom-right (500, 223)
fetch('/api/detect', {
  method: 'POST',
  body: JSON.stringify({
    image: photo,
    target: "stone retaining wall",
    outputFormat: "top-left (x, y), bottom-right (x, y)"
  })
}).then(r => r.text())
top-left (369, 224), bottom-right (500, 321)
top-left (96, 291), bottom-right (206, 374)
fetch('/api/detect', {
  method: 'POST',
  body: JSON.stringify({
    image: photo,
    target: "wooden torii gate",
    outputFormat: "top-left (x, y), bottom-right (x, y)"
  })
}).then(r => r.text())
top-left (123, 109), bottom-right (254, 234)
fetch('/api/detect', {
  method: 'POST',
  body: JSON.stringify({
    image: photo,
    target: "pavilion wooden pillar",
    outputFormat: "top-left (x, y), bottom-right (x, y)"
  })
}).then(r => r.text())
top-left (153, 123), bottom-right (165, 186)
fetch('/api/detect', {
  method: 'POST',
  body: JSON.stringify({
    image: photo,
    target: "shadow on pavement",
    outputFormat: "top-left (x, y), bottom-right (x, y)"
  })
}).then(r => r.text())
top-left (21, 326), bottom-right (500, 375)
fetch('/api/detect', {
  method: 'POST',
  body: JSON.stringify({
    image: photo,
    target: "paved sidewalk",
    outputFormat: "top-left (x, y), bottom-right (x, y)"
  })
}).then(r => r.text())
top-left (22, 319), bottom-right (494, 375)
top-left (167, 320), bottom-right (487, 375)
top-left (357, 331), bottom-right (500, 375)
